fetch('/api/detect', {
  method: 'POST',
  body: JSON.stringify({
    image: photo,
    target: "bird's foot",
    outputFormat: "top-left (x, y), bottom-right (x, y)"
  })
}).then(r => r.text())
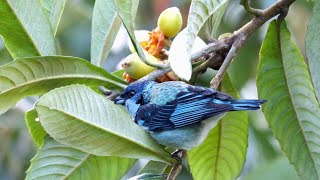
top-left (99, 86), bottom-right (120, 101)
top-left (171, 149), bottom-right (184, 165)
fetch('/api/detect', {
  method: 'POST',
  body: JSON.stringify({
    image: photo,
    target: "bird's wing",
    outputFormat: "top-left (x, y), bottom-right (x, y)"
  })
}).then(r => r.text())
top-left (135, 85), bottom-right (234, 131)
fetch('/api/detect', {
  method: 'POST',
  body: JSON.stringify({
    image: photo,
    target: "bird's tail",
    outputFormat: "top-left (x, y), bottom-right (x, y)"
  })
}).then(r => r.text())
top-left (230, 99), bottom-right (267, 111)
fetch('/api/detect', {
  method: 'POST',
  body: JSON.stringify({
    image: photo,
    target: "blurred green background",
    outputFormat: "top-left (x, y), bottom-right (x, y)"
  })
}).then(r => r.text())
top-left (0, 0), bottom-right (313, 179)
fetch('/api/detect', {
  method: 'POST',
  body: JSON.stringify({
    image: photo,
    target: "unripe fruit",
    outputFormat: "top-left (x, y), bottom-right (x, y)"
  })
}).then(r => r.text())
top-left (122, 52), bottom-right (160, 79)
top-left (128, 30), bottom-right (150, 53)
top-left (157, 7), bottom-right (182, 38)
top-left (218, 33), bottom-right (233, 40)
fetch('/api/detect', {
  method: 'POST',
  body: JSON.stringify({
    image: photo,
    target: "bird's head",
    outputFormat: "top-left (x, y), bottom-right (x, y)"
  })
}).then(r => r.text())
top-left (114, 80), bottom-right (154, 105)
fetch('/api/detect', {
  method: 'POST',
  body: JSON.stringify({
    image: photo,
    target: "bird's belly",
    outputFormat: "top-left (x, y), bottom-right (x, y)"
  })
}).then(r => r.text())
top-left (149, 114), bottom-right (224, 150)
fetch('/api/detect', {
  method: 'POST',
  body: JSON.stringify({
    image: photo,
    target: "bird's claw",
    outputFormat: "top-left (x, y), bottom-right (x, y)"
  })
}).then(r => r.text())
top-left (99, 86), bottom-right (120, 101)
top-left (171, 149), bottom-right (184, 165)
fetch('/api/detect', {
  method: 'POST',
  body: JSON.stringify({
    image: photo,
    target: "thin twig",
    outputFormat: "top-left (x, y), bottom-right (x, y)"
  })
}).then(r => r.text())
top-left (190, 53), bottom-right (223, 84)
top-left (190, 41), bottom-right (228, 61)
top-left (240, 0), bottom-right (264, 16)
top-left (210, 36), bottom-right (245, 89)
top-left (166, 150), bottom-right (186, 180)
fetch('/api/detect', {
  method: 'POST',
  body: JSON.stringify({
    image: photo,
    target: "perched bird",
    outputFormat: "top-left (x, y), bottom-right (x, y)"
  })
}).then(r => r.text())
top-left (114, 80), bottom-right (266, 150)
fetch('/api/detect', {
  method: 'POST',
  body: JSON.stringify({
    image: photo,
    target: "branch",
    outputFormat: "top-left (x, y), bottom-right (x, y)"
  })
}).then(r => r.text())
top-left (210, 36), bottom-right (245, 89)
top-left (141, 41), bottom-right (228, 81)
top-left (240, 0), bottom-right (264, 16)
top-left (141, 0), bottom-right (295, 84)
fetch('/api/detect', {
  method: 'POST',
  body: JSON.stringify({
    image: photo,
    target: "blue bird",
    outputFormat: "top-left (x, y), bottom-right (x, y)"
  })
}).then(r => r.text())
top-left (114, 80), bottom-right (266, 150)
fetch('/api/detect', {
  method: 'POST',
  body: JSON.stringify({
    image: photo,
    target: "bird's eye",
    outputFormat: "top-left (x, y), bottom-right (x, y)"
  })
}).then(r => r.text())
top-left (128, 90), bottom-right (136, 97)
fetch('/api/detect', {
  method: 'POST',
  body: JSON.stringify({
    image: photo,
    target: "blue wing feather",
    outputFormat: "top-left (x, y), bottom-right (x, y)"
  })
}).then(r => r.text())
top-left (135, 86), bottom-right (234, 131)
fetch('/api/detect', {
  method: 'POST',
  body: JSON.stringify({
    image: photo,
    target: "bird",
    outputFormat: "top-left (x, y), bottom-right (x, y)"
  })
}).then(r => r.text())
top-left (114, 80), bottom-right (266, 150)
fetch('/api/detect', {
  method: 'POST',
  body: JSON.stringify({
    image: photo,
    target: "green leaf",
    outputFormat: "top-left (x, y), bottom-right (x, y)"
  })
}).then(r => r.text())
top-left (198, 2), bottom-right (229, 42)
top-left (26, 138), bottom-right (136, 179)
top-left (113, 0), bottom-right (142, 61)
top-left (40, 0), bottom-right (67, 35)
top-left (189, 73), bottom-right (248, 180)
top-left (112, 69), bottom-right (125, 79)
top-left (25, 109), bottom-right (46, 148)
top-left (91, 0), bottom-right (122, 67)
top-left (113, 0), bottom-right (165, 69)
top-left (128, 173), bottom-right (167, 180)
top-left (0, 0), bottom-right (56, 58)
top-left (138, 161), bottom-right (168, 175)
top-left (35, 85), bottom-right (175, 164)
top-left (169, 0), bottom-right (229, 81)
top-left (0, 47), bottom-right (13, 66)
top-left (257, 20), bottom-right (320, 179)
top-left (306, 0), bottom-right (320, 102)
top-left (0, 56), bottom-right (127, 115)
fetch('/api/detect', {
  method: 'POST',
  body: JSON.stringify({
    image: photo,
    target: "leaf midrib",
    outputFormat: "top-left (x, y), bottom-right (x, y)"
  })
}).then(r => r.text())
top-left (4, 0), bottom-right (42, 56)
top-left (62, 154), bottom-right (91, 179)
top-left (277, 25), bottom-right (319, 178)
top-left (37, 104), bottom-right (172, 164)
top-left (0, 74), bottom-right (126, 95)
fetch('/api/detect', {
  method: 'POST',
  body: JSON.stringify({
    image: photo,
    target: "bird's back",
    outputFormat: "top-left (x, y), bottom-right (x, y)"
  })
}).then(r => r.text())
top-left (146, 81), bottom-right (189, 105)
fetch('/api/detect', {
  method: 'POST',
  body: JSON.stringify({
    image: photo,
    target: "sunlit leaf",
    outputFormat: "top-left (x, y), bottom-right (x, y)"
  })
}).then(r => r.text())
top-left (25, 109), bottom-right (46, 148)
top-left (40, 0), bottom-right (67, 35)
top-left (128, 173), bottom-right (167, 180)
top-left (35, 85), bottom-right (175, 164)
top-left (113, 0), bottom-right (146, 64)
top-left (306, 0), bottom-right (320, 102)
top-left (168, 29), bottom-right (192, 81)
top-left (91, 0), bottom-right (122, 67)
top-left (0, 56), bottom-right (127, 115)
top-left (0, 0), bottom-right (56, 58)
top-left (26, 138), bottom-right (136, 179)
top-left (189, 73), bottom-right (248, 180)
top-left (138, 161), bottom-right (168, 175)
top-left (198, 2), bottom-right (229, 42)
top-left (112, 69), bottom-right (125, 79)
top-left (169, 0), bottom-right (229, 81)
top-left (114, 0), bottom-right (166, 69)
top-left (257, 20), bottom-right (320, 179)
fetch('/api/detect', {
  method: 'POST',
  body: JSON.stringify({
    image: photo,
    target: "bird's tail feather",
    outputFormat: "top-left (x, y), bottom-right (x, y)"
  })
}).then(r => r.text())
top-left (230, 99), bottom-right (267, 111)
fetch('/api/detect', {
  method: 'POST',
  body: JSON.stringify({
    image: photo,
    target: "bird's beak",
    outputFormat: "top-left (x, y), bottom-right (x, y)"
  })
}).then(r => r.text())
top-left (114, 96), bottom-right (125, 105)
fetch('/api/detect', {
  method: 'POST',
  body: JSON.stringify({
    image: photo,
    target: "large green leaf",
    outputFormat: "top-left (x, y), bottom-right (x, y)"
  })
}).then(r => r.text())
top-left (113, 0), bottom-right (165, 69)
top-left (198, 2), bottom-right (228, 42)
top-left (168, 0), bottom-right (229, 80)
top-left (257, 20), bottom-right (320, 180)
top-left (306, 0), bottom-right (320, 102)
top-left (26, 138), bottom-right (136, 179)
top-left (189, 73), bottom-right (248, 180)
top-left (25, 109), bottom-right (46, 148)
top-left (35, 85), bottom-right (175, 164)
top-left (91, 0), bottom-right (122, 67)
top-left (0, 56), bottom-right (127, 115)
top-left (40, 0), bottom-right (67, 35)
top-left (0, 0), bottom-right (56, 58)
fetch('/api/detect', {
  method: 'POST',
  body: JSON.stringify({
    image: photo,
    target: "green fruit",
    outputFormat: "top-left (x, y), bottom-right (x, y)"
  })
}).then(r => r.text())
top-left (122, 52), bottom-right (159, 79)
top-left (218, 32), bottom-right (233, 40)
top-left (157, 7), bottom-right (183, 38)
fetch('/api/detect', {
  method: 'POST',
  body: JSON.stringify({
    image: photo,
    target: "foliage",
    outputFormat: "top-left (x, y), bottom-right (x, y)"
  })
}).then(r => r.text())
top-left (0, 0), bottom-right (319, 179)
